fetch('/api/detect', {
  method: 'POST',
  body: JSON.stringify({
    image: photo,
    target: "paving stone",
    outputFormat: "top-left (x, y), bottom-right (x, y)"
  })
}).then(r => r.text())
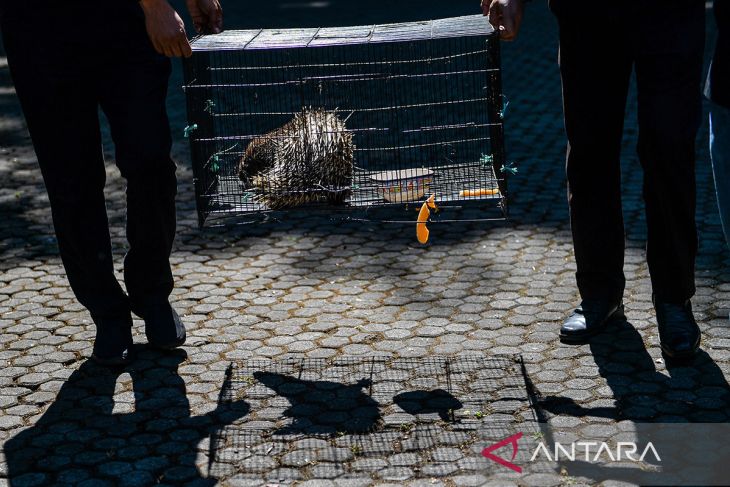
top-left (56, 468), bottom-right (92, 484)
top-left (430, 447), bottom-right (463, 462)
top-left (451, 474), bottom-right (489, 486)
top-left (118, 470), bottom-right (157, 487)
top-left (280, 450), bottom-right (315, 467)
top-left (309, 463), bottom-right (347, 479)
top-left (10, 473), bottom-right (47, 487)
top-left (133, 455), bottom-right (170, 472)
top-left (98, 461), bottom-right (133, 477)
top-left (0, 416), bottom-right (23, 430)
top-left (0, 396), bottom-right (18, 409)
top-left (77, 480), bottom-right (114, 487)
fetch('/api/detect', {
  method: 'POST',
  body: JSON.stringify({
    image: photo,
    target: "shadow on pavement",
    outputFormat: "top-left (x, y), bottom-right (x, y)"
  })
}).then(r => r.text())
top-left (539, 320), bottom-right (730, 421)
top-left (3, 350), bottom-right (250, 486)
top-left (393, 389), bottom-right (463, 422)
top-left (253, 371), bottom-right (382, 435)
top-left (537, 318), bottom-right (730, 484)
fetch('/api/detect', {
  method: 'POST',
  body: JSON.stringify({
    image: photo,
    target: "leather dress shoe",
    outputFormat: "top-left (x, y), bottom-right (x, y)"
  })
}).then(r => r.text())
top-left (91, 315), bottom-right (134, 367)
top-left (137, 301), bottom-right (186, 350)
top-left (655, 299), bottom-right (700, 360)
top-left (560, 299), bottom-right (625, 343)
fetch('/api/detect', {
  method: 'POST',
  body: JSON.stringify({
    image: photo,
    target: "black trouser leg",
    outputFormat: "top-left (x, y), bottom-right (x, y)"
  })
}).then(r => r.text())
top-left (557, 14), bottom-right (632, 303)
top-left (556, 1), bottom-right (704, 304)
top-left (1, 12), bottom-right (129, 321)
top-left (1, 1), bottom-right (177, 320)
top-left (99, 53), bottom-right (177, 315)
top-left (634, 4), bottom-right (704, 303)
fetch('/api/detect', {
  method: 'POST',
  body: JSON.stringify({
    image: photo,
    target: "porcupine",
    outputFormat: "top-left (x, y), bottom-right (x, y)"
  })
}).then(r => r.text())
top-left (238, 108), bottom-right (354, 209)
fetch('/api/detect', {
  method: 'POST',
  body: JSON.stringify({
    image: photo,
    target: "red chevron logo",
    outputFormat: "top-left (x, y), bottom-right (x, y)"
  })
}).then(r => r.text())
top-left (481, 432), bottom-right (523, 473)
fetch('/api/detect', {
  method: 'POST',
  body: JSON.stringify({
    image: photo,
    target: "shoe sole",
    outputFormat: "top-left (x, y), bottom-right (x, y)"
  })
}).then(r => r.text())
top-left (559, 305), bottom-right (626, 344)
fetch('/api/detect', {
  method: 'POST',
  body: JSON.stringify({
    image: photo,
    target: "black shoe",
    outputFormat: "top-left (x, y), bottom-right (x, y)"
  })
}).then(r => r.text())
top-left (91, 315), bottom-right (134, 367)
top-left (655, 299), bottom-right (700, 360)
top-left (137, 301), bottom-right (186, 350)
top-left (560, 299), bottom-right (625, 344)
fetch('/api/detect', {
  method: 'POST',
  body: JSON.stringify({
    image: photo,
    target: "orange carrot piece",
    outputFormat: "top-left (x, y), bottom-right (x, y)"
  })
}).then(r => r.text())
top-left (459, 188), bottom-right (500, 197)
top-left (417, 222), bottom-right (430, 244)
top-left (417, 195), bottom-right (436, 244)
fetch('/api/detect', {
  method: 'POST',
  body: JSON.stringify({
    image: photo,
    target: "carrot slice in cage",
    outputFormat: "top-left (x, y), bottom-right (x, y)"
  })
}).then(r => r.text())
top-left (459, 188), bottom-right (500, 197)
top-left (417, 195), bottom-right (437, 244)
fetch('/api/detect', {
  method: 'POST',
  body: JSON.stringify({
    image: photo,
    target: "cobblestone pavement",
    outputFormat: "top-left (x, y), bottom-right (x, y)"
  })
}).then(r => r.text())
top-left (1, 2), bottom-right (729, 486)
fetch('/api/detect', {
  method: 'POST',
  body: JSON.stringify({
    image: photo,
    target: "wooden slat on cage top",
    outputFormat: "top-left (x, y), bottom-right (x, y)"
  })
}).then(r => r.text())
top-left (190, 15), bottom-right (495, 51)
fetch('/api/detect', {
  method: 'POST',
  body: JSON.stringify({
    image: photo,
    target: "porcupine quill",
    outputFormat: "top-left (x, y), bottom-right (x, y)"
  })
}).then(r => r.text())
top-left (238, 108), bottom-right (354, 209)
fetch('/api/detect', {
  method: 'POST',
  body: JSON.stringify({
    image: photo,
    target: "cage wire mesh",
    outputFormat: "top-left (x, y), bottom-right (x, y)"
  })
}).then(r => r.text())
top-left (207, 355), bottom-right (552, 481)
top-left (183, 15), bottom-right (506, 227)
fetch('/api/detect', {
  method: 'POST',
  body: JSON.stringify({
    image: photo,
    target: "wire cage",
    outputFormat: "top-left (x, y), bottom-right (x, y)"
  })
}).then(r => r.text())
top-left (183, 15), bottom-right (506, 227)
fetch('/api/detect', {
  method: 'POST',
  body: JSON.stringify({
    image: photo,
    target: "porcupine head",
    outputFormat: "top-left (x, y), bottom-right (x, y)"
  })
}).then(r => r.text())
top-left (237, 127), bottom-right (281, 184)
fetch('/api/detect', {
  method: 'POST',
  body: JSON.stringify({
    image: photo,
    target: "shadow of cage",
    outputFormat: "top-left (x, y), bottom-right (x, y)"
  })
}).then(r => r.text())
top-left (183, 15), bottom-right (507, 227)
top-left (207, 355), bottom-right (556, 483)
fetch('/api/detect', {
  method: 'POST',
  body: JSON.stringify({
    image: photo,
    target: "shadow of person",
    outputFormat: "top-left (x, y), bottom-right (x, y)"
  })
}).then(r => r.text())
top-left (393, 389), bottom-right (463, 422)
top-left (253, 371), bottom-right (381, 436)
top-left (536, 319), bottom-right (730, 485)
top-left (4, 349), bottom-right (250, 486)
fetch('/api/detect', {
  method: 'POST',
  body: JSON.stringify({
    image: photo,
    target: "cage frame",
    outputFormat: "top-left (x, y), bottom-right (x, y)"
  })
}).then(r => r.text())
top-left (183, 15), bottom-right (507, 228)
